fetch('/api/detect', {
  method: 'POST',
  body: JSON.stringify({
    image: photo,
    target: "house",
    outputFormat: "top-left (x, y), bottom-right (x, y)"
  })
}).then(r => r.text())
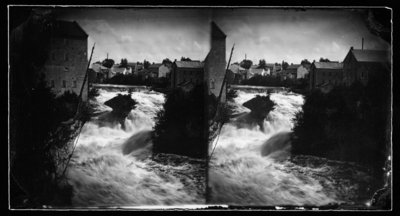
top-left (170, 60), bottom-right (204, 88)
top-left (91, 62), bottom-right (110, 79)
top-left (170, 22), bottom-right (227, 100)
top-left (228, 64), bottom-right (247, 84)
top-left (123, 62), bottom-right (144, 76)
top-left (204, 22), bottom-right (227, 101)
top-left (309, 61), bottom-right (343, 91)
top-left (125, 62), bottom-right (139, 74)
top-left (148, 63), bottom-right (163, 78)
top-left (88, 68), bottom-right (106, 84)
top-left (271, 64), bottom-right (282, 76)
top-left (297, 64), bottom-right (311, 79)
top-left (229, 64), bottom-right (246, 74)
top-left (159, 63), bottom-right (171, 78)
top-left (342, 47), bottom-right (390, 86)
top-left (39, 20), bottom-right (89, 100)
top-left (248, 67), bottom-right (268, 79)
top-left (265, 63), bottom-right (275, 75)
top-left (280, 64), bottom-right (300, 80)
top-left (111, 64), bottom-right (129, 75)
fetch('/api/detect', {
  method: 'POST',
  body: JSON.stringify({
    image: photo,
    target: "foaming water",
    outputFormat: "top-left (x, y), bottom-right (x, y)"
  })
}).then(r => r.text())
top-left (209, 90), bottom-right (373, 206)
top-left (66, 89), bottom-right (205, 207)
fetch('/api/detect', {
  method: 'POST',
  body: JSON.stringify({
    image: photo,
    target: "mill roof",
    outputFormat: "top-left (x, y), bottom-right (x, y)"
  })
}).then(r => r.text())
top-left (350, 49), bottom-right (390, 63)
top-left (175, 61), bottom-right (204, 69)
top-left (50, 20), bottom-right (88, 39)
top-left (313, 62), bottom-right (343, 70)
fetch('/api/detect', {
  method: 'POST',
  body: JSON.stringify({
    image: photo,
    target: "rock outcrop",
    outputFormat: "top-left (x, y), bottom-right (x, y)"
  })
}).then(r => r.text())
top-left (105, 93), bottom-right (137, 116)
top-left (234, 95), bottom-right (275, 131)
top-left (103, 93), bottom-right (137, 129)
top-left (243, 95), bottom-right (275, 120)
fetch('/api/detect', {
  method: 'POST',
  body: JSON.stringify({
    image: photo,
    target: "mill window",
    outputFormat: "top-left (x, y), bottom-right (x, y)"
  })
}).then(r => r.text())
top-left (62, 80), bottom-right (67, 88)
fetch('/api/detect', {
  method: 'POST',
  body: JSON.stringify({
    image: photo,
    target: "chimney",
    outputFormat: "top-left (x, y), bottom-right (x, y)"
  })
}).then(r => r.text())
top-left (350, 46), bottom-right (353, 51)
top-left (362, 37), bottom-right (364, 50)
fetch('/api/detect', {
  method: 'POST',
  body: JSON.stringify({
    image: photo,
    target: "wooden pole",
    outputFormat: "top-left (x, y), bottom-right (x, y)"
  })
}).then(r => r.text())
top-left (78, 43), bottom-right (95, 100)
top-left (217, 43), bottom-right (235, 103)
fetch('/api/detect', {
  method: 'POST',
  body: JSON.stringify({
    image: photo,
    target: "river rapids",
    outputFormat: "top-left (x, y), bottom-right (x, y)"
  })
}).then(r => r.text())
top-left (208, 90), bottom-right (378, 207)
top-left (66, 89), bottom-right (205, 207)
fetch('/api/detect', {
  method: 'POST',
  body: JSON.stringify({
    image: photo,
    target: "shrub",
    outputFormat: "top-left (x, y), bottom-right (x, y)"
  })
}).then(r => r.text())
top-left (291, 70), bottom-right (390, 180)
top-left (152, 83), bottom-right (207, 158)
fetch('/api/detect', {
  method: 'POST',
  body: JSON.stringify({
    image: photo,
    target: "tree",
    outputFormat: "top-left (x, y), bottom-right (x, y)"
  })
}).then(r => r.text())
top-left (120, 58), bottom-right (128, 67)
top-left (102, 58), bottom-right (115, 68)
top-left (319, 58), bottom-right (330, 62)
top-left (143, 60), bottom-right (150, 69)
top-left (258, 59), bottom-right (266, 69)
top-left (282, 61), bottom-right (289, 70)
top-left (153, 83), bottom-right (207, 158)
top-left (240, 59), bottom-right (253, 69)
top-left (180, 57), bottom-right (192, 61)
top-left (162, 58), bottom-right (172, 65)
top-left (301, 59), bottom-right (311, 65)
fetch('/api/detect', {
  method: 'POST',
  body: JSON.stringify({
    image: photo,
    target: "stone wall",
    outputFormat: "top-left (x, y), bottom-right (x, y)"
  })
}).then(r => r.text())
top-left (204, 23), bottom-right (227, 101)
top-left (171, 65), bottom-right (204, 88)
top-left (310, 68), bottom-right (343, 89)
top-left (40, 37), bottom-right (88, 100)
top-left (158, 64), bottom-right (170, 78)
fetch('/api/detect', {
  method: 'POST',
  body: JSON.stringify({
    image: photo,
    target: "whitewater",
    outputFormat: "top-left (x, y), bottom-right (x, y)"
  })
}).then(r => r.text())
top-left (208, 90), bottom-right (377, 207)
top-left (65, 89), bottom-right (205, 207)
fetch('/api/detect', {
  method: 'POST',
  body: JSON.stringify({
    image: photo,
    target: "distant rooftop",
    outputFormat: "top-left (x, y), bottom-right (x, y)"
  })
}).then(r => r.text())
top-left (351, 49), bottom-right (390, 63)
top-left (175, 61), bottom-right (204, 69)
top-left (229, 64), bottom-right (246, 71)
top-left (313, 62), bottom-right (343, 70)
top-left (286, 64), bottom-right (301, 70)
top-left (250, 65), bottom-right (259, 69)
top-left (50, 20), bottom-right (88, 39)
top-left (149, 63), bottom-right (163, 68)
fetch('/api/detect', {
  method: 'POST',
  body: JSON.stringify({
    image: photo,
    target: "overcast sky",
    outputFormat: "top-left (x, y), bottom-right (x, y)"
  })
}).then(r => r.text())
top-left (55, 7), bottom-right (390, 65)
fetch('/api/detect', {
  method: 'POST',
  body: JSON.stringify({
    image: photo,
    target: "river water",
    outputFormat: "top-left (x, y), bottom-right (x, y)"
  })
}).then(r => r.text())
top-left (208, 90), bottom-right (377, 207)
top-left (64, 88), bottom-right (377, 208)
top-left (66, 89), bottom-right (205, 207)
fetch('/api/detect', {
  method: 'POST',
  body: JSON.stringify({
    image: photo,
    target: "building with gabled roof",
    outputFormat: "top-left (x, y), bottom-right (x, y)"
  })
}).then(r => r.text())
top-left (228, 64), bottom-right (247, 84)
top-left (169, 21), bottom-right (228, 100)
top-left (170, 60), bottom-right (205, 88)
top-left (50, 20), bottom-right (89, 39)
top-left (148, 63), bottom-right (163, 78)
top-left (204, 21), bottom-right (227, 101)
top-left (343, 47), bottom-right (390, 86)
top-left (280, 64), bottom-right (300, 80)
top-left (39, 20), bottom-right (89, 100)
top-left (297, 64), bottom-right (310, 79)
top-left (309, 61), bottom-right (343, 91)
